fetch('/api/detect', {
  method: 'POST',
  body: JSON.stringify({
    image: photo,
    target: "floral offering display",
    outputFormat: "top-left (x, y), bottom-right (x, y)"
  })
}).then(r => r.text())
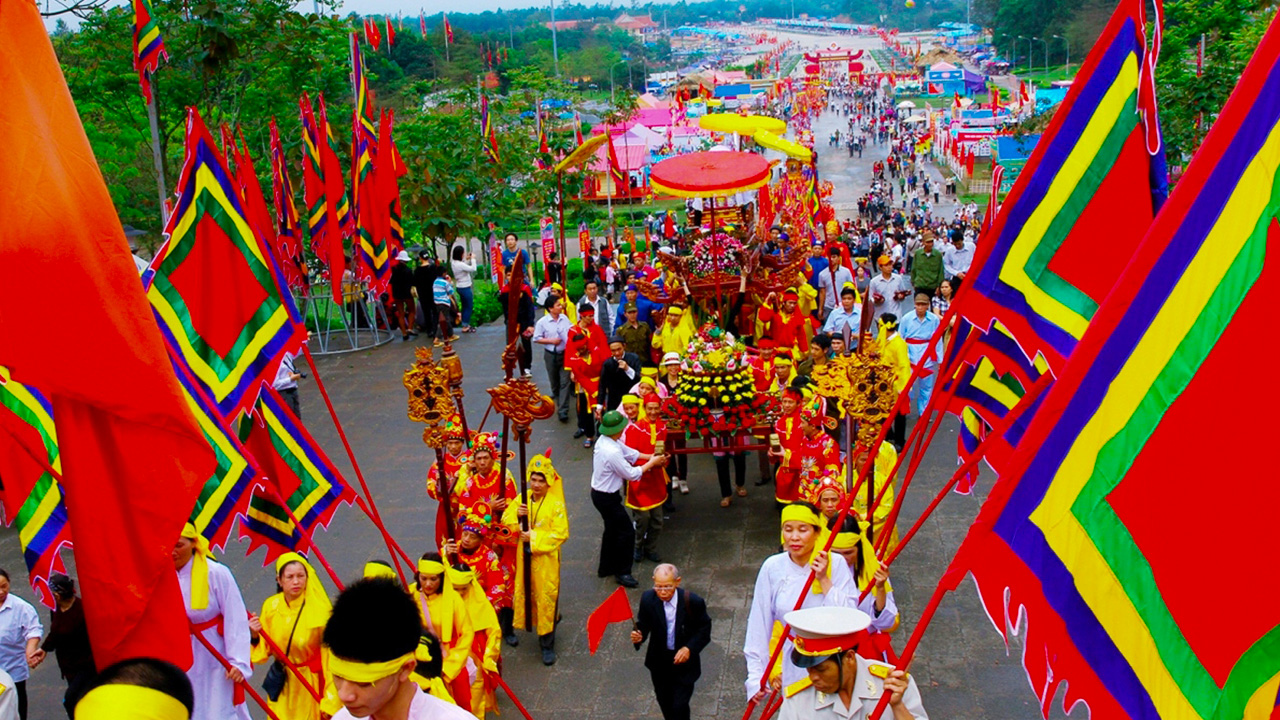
top-left (688, 233), bottom-right (746, 279)
top-left (662, 324), bottom-right (776, 434)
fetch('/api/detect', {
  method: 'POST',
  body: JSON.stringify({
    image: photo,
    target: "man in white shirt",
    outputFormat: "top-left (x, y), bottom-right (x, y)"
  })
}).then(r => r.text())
top-left (532, 297), bottom-right (574, 422)
top-left (815, 246), bottom-right (854, 319)
top-left (273, 351), bottom-right (302, 418)
top-left (0, 571), bottom-right (42, 720)
top-left (822, 285), bottom-right (862, 346)
top-left (577, 279), bottom-right (613, 335)
top-left (943, 234), bottom-right (974, 288)
top-left (867, 256), bottom-right (913, 324)
top-left (591, 411), bottom-right (666, 588)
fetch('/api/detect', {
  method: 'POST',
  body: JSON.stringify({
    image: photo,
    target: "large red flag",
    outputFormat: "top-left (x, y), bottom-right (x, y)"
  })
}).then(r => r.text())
top-left (0, 0), bottom-right (212, 670)
top-left (586, 587), bottom-right (633, 654)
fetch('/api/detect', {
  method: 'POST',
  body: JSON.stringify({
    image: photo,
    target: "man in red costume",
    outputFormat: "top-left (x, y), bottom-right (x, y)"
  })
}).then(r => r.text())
top-left (425, 415), bottom-right (470, 546)
top-left (566, 313), bottom-right (609, 447)
top-left (772, 403), bottom-right (840, 506)
top-left (769, 386), bottom-right (805, 506)
top-left (750, 338), bottom-right (778, 393)
top-left (620, 394), bottom-right (669, 563)
top-left (758, 288), bottom-right (818, 355)
top-left (444, 513), bottom-right (516, 646)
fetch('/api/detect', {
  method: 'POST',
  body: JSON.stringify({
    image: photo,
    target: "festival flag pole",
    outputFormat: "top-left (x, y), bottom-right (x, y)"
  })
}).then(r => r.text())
top-left (300, 344), bottom-right (410, 585)
top-left (254, 625), bottom-right (323, 702)
top-left (131, 0), bottom-right (171, 226)
top-left (403, 344), bottom-right (465, 562)
top-left (877, 373), bottom-right (1053, 571)
top-left (486, 252), bottom-right (551, 632)
top-left (190, 622), bottom-right (284, 720)
top-left (516, 435), bottom-right (533, 630)
top-left (146, 92), bottom-right (170, 225)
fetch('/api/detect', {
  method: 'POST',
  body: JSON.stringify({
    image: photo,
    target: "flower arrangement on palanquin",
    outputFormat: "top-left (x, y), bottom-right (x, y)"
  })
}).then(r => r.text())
top-left (660, 324), bottom-right (778, 435)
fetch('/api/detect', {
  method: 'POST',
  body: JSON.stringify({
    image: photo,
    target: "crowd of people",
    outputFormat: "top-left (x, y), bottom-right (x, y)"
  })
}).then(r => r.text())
top-left (0, 54), bottom-right (973, 720)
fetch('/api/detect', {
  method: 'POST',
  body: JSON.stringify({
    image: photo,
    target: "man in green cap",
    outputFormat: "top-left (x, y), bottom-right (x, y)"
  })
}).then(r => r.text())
top-left (591, 410), bottom-right (667, 588)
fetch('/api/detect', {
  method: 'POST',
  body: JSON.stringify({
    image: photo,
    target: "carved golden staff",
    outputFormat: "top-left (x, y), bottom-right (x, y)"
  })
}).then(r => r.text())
top-left (404, 345), bottom-right (462, 559)
top-left (489, 252), bottom-right (556, 631)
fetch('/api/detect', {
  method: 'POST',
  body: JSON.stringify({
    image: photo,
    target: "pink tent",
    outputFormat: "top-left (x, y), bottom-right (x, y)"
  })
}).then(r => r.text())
top-left (588, 142), bottom-right (648, 172)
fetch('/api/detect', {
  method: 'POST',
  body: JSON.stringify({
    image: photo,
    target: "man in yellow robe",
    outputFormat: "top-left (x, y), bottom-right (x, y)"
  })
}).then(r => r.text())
top-left (501, 454), bottom-right (570, 667)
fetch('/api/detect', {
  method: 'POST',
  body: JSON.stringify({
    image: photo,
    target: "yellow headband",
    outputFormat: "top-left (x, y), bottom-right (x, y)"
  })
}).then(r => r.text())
top-left (621, 394), bottom-right (641, 406)
top-left (327, 651), bottom-right (416, 684)
top-left (418, 559), bottom-right (445, 576)
top-left (830, 531), bottom-right (861, 551)
top-left (363, 561), bottom-right (397, 580)
top-left (447, 567), bottom-right (475, 586)
top-left (275, 552), bottom-right (310, 576)
top-left (180, 523), bottom-right (212, 611)
top-left (780, 504), bottom-right (821, 528)
top-left (74, 684), bottom-right (188, 720)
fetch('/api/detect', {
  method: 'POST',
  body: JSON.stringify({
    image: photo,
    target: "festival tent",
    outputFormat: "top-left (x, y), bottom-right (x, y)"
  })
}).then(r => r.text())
top-left (620, 124), bottom-right (665, 151)
top-left (587, 141), bottom-right (649, 198)
top-left (636, 93), bottom-right (670, 108)
top-left (962, 68), bottom-right (988, 94)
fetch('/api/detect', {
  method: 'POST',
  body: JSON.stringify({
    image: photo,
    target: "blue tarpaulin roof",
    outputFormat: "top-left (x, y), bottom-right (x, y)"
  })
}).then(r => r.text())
top-left (714, 83), bottom-right (752, 97)
top-left (995, 134), bottom-right (1040, 162)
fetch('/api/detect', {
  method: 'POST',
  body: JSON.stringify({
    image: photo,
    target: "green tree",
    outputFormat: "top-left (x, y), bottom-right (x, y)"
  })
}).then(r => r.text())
top-left (1155, 0), bottom-right (1276, 163)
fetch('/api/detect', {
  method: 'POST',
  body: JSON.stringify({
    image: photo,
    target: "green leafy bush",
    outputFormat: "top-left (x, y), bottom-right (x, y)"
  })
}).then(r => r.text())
top-left (471, 279), bottom-right (505, 326)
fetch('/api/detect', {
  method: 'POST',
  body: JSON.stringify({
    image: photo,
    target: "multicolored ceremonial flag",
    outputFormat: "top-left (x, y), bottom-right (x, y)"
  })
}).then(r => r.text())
top-left (270, 118), bottom-right (308, 290)
top-left (957, 0), bottom-right (1167, 371)
top-left (948, 14), bottom-right (1280, 718)
top-left (130, 0), bottom-right (167, 102)
top-left (443, 14), bottom-right (454, 44)
top-left (481, 94), bottom-right (500, 164)
top-left (1, 3), bottom-right (214, 669)
top-left (145, 108), bottom-right (305, 421)
top-left (350, 35), bottom-right (391, 295)
top-left (378, 110), bottom-right (408, 258)
top-left (940, 319), bottom-right (1046, 484)
top-left (955, 407), bottom-right (987, 496)
top-left (237, 386), bottom-right (356, 560)
top-left (173, 361), bottom-right (256, 551)
top-left (227, 128), bottom-right (294, 321)
top-left (419, 9), bottom-right (427, 37)
top-left (300, 93), bottom-right (353, 303)
top-left (0, 368), bottom-right (71, 607)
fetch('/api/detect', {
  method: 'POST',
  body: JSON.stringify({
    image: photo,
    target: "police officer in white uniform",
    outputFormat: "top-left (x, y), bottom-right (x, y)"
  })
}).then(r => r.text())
top-left (778, 607), bottom-right (928, 720)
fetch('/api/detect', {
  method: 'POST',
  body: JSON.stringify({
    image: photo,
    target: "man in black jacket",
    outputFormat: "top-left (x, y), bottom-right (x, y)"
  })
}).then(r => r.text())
top-left (630, 564), bottom-right (712, 720)
top-left (595, 337), bottom-right (641, 416)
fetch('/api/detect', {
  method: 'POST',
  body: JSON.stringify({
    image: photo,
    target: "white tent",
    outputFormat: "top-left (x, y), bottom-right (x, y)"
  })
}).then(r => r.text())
top-left (896, 100), bottom-right (917, 109)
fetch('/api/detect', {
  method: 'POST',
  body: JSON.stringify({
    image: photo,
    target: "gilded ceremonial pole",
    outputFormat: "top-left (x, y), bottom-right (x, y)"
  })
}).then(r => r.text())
top-left (404, 343), bottom-right (463, 560)
top-left (487, 252), bottom-right (556, 630)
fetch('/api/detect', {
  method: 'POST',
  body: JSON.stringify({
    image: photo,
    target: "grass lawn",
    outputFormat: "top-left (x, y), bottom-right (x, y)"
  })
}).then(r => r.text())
top-left (1008, 64), bottom-right (1077, 88)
